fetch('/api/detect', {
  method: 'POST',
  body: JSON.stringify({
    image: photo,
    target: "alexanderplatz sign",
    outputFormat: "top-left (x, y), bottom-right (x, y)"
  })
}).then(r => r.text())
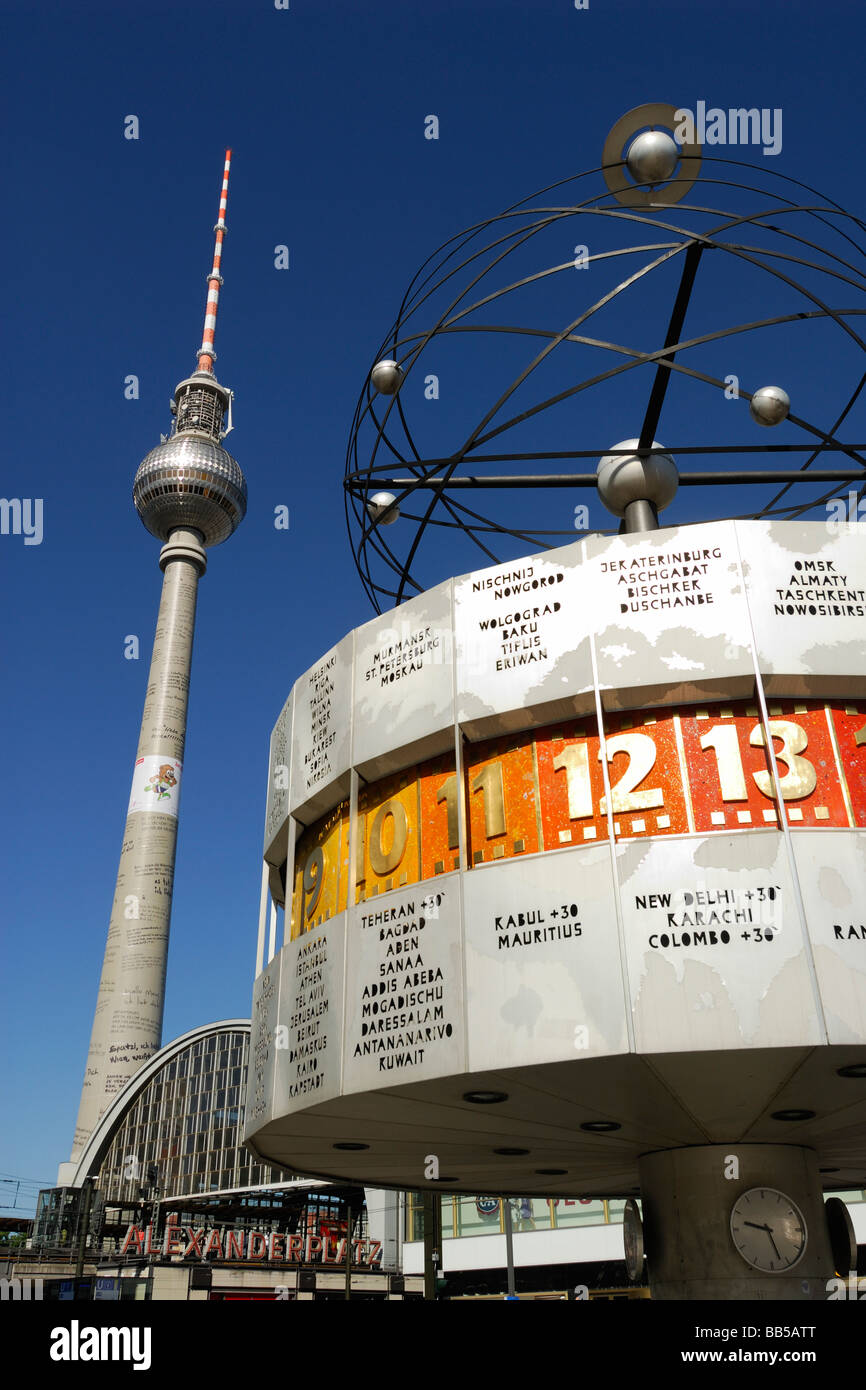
top-left (120, 1215), bottom-right (382, 1267)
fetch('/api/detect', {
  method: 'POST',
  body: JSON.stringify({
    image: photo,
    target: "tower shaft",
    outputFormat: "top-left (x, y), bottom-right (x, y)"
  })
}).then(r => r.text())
top-left (69, 529), bottom-right (206, 1162)
top-left (65, 152), bottom-right (245, 1175)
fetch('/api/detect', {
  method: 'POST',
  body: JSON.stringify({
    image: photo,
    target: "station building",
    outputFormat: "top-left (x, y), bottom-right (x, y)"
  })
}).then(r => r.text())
top-left (17, 1019), bottom-right (866, 1300)
top-left (23, 1021), bottom-right (414, 1300)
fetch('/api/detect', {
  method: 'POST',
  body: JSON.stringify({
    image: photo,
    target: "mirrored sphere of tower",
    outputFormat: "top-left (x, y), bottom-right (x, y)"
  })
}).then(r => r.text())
top-left (133, 434), bottom-right (247, 547)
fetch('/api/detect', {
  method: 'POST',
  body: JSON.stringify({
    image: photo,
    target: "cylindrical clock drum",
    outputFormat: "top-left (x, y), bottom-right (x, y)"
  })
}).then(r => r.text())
top-left (245, 516), bottom-right (866, 1299)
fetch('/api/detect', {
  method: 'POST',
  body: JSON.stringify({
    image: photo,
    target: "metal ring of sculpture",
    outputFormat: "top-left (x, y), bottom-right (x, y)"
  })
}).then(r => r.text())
top-left (345, 142), bottom-right (866, 612)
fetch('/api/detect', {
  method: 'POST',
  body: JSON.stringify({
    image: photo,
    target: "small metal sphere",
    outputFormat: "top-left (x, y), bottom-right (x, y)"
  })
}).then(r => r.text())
top-left (133, 434), bottom-right (247, 547)
top-left (749, 385), bottom-right (790, 427)
top-left (625, 130), bottom-right (679, 186)
top-left (597, 438), bottom-right (679, 516)
top-left (367, 491), bottom-right (400, 525)
top-left (370, 359), bottom-right (404, 395)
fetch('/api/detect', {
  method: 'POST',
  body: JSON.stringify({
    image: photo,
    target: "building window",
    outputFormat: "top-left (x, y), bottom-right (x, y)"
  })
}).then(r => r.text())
top-left (551, 1198), bottom-right (606, 1228)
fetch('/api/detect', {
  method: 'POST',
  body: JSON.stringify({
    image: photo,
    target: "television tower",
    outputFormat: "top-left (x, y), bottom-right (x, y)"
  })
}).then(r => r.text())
top-left (66, 152), bottom-right (247, 1166)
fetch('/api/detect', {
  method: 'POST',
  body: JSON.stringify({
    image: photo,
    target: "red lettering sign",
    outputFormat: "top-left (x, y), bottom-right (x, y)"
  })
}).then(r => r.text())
top-left (117, 1224), bottom-right (384, 1266)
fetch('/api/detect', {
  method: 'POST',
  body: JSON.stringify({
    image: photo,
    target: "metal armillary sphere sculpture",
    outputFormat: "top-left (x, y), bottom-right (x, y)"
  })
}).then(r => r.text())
top-left (345, 102), bottom-right (866, 613)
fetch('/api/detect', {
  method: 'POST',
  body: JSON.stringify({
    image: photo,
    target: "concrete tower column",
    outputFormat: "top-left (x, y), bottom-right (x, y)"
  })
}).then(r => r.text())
top-left (639, 1145), bottom-right (836, 1300)
top-left (68, 529), bottom-right (206, 1163)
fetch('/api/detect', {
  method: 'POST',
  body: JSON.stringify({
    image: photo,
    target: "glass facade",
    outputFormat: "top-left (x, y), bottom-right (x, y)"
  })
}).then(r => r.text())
top-left (406, 1194), bottom-right (612, 1241)
top-left (33, 1187), bottom-right (94, 1247)
top-left (405, 1191), bottom-right (866, 1243)
top-left (97, 1028), bottom-right (294, 1203)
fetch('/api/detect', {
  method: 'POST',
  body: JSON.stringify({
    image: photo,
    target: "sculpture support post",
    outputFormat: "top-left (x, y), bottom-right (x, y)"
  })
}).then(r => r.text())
top-left (623, 498), bottom-right (659, 532)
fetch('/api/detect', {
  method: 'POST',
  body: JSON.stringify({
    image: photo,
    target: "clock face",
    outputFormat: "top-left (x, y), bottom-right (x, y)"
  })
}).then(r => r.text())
top-left (825, 1197), bottom-right (857, 1277)
top-left (730, 1188), bottom-right (807, 1273)
top-left (623, 1198), bottom-right (644, 1280)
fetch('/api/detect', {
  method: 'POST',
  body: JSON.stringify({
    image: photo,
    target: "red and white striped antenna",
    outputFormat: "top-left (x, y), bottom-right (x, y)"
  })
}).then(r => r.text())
top-left (197, 149), bottom-right (232, 375)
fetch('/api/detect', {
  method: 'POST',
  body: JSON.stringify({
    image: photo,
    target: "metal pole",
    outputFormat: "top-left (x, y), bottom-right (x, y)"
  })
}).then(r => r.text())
top-left (636, 243), bottom-right (703, 453)
top-left (344, 1205), bottom-right (352, 1300)
top-left (623, 498), bottom-right (659, 532)
top-left (151, 1189), bottom-right (160, 1268)
top-left (353, 468), bottom-right (866, 490)
top-left (423, 1192), bottom-right (440, 1300)
top-left (73, 1178), bottom-right (93, 1286)
top-left (503, 1199), bottom-right (516, 1299)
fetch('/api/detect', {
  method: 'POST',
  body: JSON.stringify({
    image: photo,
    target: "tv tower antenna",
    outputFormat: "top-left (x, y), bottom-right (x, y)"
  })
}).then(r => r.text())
top-left (65, 151), bottom-right (247, 1169)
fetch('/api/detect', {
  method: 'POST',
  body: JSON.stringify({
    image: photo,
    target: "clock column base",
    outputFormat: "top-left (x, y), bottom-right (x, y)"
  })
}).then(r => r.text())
top-left (638, 1144), bottom-right (836, 1300)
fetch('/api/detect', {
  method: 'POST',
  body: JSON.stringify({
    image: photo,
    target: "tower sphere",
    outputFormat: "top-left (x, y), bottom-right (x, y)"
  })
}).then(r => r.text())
top-left (134, 434), bottom-right (247, 547)
top-left (626, 129), bottom-right (679, 186)
top-left (750, 385), bottom-right (791, 427)
top-left (370, 359), bottom-right (404, 395)
top-left (597, 439), bottom-right (679, 517)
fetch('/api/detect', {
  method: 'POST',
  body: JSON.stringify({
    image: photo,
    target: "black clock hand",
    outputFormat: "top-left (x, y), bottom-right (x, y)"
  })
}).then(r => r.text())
top-left (743, 1220), bottom-right (784, 1260)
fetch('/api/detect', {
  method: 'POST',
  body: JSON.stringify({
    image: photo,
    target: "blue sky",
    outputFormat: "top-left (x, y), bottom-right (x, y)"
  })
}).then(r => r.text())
top-left (2, 0), bottom-right (864, 1210)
